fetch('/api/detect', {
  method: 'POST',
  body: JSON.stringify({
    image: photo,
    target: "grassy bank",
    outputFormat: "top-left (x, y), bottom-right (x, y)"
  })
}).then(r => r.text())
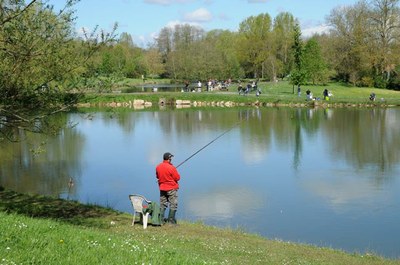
top-left (1, 188), bottom-right (399, 264)
top-left (79, 80), bottom-right (400, 108)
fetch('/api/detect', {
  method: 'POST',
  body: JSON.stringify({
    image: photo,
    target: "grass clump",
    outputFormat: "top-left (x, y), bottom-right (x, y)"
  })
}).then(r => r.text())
top-left (0, 188), bottom-right (399, 264)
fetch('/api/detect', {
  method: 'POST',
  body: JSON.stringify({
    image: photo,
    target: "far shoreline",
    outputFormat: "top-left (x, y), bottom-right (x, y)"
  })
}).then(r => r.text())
top-left (76, 91), bottom-right (400, 109)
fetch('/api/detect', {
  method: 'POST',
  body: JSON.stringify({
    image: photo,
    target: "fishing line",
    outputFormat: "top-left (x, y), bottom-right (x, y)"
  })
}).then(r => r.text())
top-left (176, 120), bottom-right (243, 168)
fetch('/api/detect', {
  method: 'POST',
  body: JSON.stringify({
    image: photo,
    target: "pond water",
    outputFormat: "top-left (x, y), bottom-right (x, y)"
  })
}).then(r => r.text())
top-left (1, 107), bottom-right (400, 259)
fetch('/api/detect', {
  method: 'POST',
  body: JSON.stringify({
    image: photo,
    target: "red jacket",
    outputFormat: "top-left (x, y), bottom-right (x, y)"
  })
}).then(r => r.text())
top-left (156, 160), bottom-right (180, 191)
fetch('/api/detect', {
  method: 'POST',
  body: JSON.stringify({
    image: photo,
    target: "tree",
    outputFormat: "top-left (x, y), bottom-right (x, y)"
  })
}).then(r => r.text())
top-left (368, 0), bottom-right (400, 87)
top-left (193, 30), bottom-right (243, 81)
top-left (289, 23), bottom-right (306, 92)
top-left (156, 24), bottom-right (206, 80)
top-left (144, 47), bottom-right (165, 79)
top-left (0, 0), bottom-right (116, 141)
top-left (97, 32), bottom-right (146, 79)
top-left (156, 26), bottom-right (173, 65)
top-left (303, 38), bottom-right (329, 84)
top-left (273, 12), bottom-right (296, 79)
top-left (119, 32), bottom-right (135, 47)
top-left (237, 13), bottom-right (273, 78)
top-left (325, 0), bottom-right (400, 87)
top-left (326, 2), bottom-right (370, 85)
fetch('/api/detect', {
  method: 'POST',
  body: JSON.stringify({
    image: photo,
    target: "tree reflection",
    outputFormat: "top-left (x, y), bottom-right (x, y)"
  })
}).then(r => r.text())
top-left (0, 114), bottom-right (84, 196)
top-left (1, 107), bottom-right (400, 197)
top-left (324, 108), bottom-right (400, 173)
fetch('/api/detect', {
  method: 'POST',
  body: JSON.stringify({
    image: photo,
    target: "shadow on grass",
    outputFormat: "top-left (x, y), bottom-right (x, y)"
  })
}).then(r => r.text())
top-left (0, 186), bottom-right (125, 227)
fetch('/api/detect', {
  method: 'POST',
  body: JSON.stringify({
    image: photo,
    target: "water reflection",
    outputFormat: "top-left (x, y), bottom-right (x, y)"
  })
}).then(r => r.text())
top-left (186, 186), bottom-right (264, 220)
top-left (324, 108), bottom-right (400, 171)
top-left (0, 114), bottom-right (84, 196)
top-left (299, 169), bottom-right (389, 212)
top-left (1, 107), bottom-right (400, 258)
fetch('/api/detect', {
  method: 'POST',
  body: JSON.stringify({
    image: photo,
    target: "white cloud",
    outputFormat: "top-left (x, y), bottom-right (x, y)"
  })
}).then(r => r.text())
top-left (183, 8), bottom-right (212, 23)
top-left (143, 19), bottom-right (203, 43)
top-left (166, 20), bottom-right (204, 32)
top-left (137, 35), bottom-right (146, 44)
top-left (163, 19), bottom-right (202, 29)
top-left (302, 24), bottom-right (331, 38)
top-left (165, 20), bottom-right (184, 28)
top-left (247, 0), bottom-right (268, 3)
top-left (300, 170), bottom-right (389, 214)
top-left (144, 0), bottom-right (171, 5)
top-left (144, 0), bottom-right (194, 5)
top-left (186, 186), bottom-right (264, 219)
top-left (150, 31), bottom-right (159, 40)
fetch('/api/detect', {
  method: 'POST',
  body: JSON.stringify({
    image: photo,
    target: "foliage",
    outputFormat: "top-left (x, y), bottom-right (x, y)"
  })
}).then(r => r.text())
top-left (237, 13), bottom-right (273, 78)
top-left (326, 1), bottom-right (370, 85)
top-left (326, 0), bottom-right (400, 87)
top-left (156, 24), bottom-right (206, 80)
top-left (289, 23), bottom-right (306, 89)
top-left (143, 46), bottom-right (165, 79)
top-left (303, 38), bottom-right (329, 84)
top-left (273, 12), bottom-right (296, 79)
top-left (368, 0), bottom-right (400, 87)
top-left (0, 1), bottom-right (77, 107)
top-left (0, 0), bottom-right (116, 140)
top-left (70, 1), bottom-right (400, 91)
top-left (292, 23), bottom-right (303, 71)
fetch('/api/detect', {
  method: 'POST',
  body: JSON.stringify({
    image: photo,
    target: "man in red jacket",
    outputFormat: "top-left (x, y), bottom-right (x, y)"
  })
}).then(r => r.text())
top-left (156, 152), bottom-right (181, 224)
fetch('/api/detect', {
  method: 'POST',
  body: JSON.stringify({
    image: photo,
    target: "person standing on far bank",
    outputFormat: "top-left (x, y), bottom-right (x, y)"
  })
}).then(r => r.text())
top-left (156, 152), bottom-right (180, 225)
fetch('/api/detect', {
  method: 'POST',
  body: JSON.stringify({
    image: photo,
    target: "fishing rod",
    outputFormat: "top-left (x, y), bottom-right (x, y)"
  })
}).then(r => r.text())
top-left (175, 120), bottom-right (243, 168)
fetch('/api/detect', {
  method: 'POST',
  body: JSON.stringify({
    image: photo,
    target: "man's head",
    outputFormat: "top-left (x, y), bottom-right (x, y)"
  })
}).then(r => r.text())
top-left (163, 152), bottom-right (174, 160)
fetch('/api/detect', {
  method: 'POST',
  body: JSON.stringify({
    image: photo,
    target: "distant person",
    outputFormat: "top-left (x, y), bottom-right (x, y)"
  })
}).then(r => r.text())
top-left (184, 80), bottom-right (189, 92)
top-left (323, 88), bottom-right (329, 100)
top-left (238, 82), bottom-right (243, 95)
top-left (197, 80), bottom-right (202, 92)
top-left (297, 85), bottom-right (301, 97)
top-left (370, 92), bottom-right (376, 101)
top-left (156, 152), bottom-right (181, 225)
top-left (306, 89), bottom-right (313, 100)
top-left (207, 79), bottom-right (212, 91)
top-left (245, 83), bottom-right (251, 95)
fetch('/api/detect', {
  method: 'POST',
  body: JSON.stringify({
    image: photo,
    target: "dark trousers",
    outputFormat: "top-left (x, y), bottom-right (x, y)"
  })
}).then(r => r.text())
top-left (160, 189), bottom-right (178, 211)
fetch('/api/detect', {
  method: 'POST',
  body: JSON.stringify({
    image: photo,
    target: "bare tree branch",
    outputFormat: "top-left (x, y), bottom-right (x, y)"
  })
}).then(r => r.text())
top-left (0, 0), bottom-right (38, 26)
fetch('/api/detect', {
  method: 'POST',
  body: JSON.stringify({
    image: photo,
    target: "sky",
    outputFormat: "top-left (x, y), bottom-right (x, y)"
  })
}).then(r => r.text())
top-left (51, 0), bottom-right (359, 47)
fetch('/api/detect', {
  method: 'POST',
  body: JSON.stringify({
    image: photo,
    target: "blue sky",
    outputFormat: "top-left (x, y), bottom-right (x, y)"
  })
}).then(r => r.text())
top-left (52, 0), bottom-right (358, 47)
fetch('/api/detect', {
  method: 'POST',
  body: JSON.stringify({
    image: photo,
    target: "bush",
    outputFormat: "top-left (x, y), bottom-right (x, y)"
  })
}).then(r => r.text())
top-left (360, 76), bottom-right (374, 87)
top-left (374, 76), bottom-right (388, 88)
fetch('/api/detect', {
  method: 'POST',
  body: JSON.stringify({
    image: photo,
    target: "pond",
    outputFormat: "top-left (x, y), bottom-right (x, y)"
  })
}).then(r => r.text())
top-left (1, 107), bottom-right (400, 259)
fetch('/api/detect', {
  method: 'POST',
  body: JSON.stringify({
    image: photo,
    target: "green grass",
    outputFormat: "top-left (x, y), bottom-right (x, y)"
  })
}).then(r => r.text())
top-left (79, 80), bottom-right (400, 107)
top-left (1, 188), bottom-right (399, 264)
